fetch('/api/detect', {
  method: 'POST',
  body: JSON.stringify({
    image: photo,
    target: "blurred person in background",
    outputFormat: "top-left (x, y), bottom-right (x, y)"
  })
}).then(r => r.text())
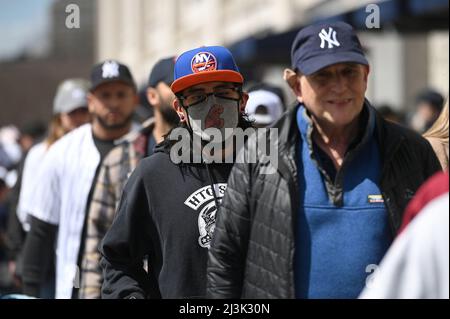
top-left (17, 122), bottom-right (47, 155)
top-left (79, 56), bottom-right (178, 299)
top-left (245, 83), bottom-right (285, 128)
top-left (0, 126), bottom-right (22, 171)
top-left (21, 60), bottom-right (139, 299)
top-left (410, 88), bottom-right (444, 134)
top-left (5, 79), bottom-right (91, 298)
top-left (133, 87), bottom-right (154, 124)
top-left (423, 100), bottom-right (448, 171)
top-left (17, 79), bottom-right (91, 232)
top-left (4, 120), bottom-right (47, 294)
top-left (0, 167), bottom-right (15, 295)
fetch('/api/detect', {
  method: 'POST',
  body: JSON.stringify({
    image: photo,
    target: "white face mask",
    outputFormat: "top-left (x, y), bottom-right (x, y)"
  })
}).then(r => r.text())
top-left (185, 95), bottom-right (239, 142)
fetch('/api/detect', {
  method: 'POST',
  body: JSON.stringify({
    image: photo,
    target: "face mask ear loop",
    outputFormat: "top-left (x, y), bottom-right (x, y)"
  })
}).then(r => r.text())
top-left (182, 105), bottom-right (195, 136)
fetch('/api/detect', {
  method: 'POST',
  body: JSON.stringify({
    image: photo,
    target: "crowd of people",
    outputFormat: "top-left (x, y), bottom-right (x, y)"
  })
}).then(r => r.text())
top-left (0, 21), bottom-right (448, 299)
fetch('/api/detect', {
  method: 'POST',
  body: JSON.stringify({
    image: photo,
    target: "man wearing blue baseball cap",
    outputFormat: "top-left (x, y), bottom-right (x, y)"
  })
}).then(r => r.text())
top-left (207, 21), bottom-right (441, 299)
top-left (99, 46), bottom-right (252, 299)
top-left (170, 46), bottom-right (249, 144)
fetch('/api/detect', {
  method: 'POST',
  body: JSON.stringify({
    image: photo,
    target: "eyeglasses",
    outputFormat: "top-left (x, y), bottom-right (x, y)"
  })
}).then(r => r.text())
top-left (178, 86), bottom-right (241, 107)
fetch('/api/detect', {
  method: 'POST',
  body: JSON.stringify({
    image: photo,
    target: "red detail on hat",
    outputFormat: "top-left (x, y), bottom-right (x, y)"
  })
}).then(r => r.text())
top-left (191, 52), bottom-right (217, 73)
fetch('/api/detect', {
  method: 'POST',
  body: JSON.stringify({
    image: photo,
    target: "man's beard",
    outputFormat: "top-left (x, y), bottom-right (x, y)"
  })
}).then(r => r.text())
top-left (94, 113), bottom-right (134, 130)
top-left (160, 102), bottom-right (180, 126)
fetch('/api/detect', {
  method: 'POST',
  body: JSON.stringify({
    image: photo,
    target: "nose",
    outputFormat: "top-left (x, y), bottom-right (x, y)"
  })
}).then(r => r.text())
top-left (330, 73), bottom-right (347, 94)
top-left (205, 104), bottom-right (224, 129)
top-left (106, 96), bottom-right (122, 110)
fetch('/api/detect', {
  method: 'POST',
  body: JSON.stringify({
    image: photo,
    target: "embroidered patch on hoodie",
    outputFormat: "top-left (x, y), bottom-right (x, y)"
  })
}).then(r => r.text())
top-left (368, 194), bottom-right (384, 203)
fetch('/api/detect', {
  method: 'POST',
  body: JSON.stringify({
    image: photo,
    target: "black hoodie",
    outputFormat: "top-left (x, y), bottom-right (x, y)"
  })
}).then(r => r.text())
top-left (99, 139), bottom-right (234, 299)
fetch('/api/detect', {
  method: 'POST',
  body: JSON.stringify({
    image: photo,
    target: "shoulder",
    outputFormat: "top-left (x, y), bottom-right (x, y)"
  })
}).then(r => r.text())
top-left (426, 136), bottom-right (446, 153)
top-left (102, 122), bottom-right (155, 169)
top-left (378, 117), bottom-right (431, 149)
top-left (25, 142), bottom-right (47, 163)
top-left (43, 124), bottom-right (94, 169)
top-left (116, 118), bottom-right (155, 144)
top-left (101, 141), bottom-right (131, 168)
top-left (138, 151), bottom-right (171, 172)
top-left (50, 123), bottom-right (92, 151)
top-left (400, 171), bottom-right (449, 232)
top-left (411, 171), bottom-right (449, 206)
top-left (404, 192), bottom-right (449, 255)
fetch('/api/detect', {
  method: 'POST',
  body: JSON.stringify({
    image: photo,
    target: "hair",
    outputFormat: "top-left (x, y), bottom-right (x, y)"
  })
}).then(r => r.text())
top-left (423, 99), bottom-right (449, 143)
top-left (45, 114), bottom-right (68, 148)
top-left (416, 89), bottom-right (444, 113)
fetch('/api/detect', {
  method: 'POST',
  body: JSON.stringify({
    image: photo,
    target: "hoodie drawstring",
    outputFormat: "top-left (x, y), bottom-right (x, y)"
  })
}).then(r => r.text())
top-left (205, 163), bottom-right (220, 209)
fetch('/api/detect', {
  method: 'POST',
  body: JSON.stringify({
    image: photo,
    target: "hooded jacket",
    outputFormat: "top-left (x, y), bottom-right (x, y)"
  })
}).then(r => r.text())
top-left (100, 138), bottom-right (234, 299)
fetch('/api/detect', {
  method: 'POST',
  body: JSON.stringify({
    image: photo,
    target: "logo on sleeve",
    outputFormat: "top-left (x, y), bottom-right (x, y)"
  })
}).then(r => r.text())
top-left (184, 183), bottom-right (227, 248)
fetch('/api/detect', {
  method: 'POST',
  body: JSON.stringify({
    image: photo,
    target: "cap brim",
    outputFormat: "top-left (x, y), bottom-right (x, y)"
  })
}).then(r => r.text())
top-left (90, 79), bottom-right (136, 91)
top-left (171, 70), bottom-right (243, 94)
top-left (297, 52), bottom-right (369, 75)
top-left (57, 102), bottom-right (88, 115)
top-left (252, 114), bottom-right (274, 125)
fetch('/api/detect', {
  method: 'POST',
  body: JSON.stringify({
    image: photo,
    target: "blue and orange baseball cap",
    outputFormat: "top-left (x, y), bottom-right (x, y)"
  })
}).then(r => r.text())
top-left (171, 46), bottom-right (244, 94)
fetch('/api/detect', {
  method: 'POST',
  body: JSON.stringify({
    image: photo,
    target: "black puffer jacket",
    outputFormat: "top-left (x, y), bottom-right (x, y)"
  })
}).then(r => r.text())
top-left (206, 103), bottom-right (441, 299)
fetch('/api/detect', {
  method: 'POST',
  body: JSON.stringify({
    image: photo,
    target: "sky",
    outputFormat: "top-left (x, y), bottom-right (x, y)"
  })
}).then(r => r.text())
top-left (0, 0), bottom-right (54, 60)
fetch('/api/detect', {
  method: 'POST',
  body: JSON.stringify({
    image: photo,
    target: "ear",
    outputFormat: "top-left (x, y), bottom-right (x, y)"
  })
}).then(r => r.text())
top-left (363, 65), bottom-right (370, 83)
top-left (284, 68), bottom-right (303, 103)
top-left (146, 87), bottom-right (158, 108)
top-left (239, 92), bottom-right (249, 113)
top-left (87, 93), bottom-right (95, 113)
top-left (293, 79), bottom-right (303, 104)
top-left (173, 98), bottom-right (187, 122)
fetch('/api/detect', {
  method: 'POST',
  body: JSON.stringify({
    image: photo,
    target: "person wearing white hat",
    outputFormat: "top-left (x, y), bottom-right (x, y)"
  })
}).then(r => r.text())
top-left (5, 79), bottom-right (91, 299)
top-left (17, 78), bottom-right (91, 232)
top-left (245, 88), bottom-right (284, 128)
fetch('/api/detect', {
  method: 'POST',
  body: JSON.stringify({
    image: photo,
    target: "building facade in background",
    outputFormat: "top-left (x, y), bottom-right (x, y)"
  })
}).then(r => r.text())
top-left (96, 0), bottom-right (449, 113)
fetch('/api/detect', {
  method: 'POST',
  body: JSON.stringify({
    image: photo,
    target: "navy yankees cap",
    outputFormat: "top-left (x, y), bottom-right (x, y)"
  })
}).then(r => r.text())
top-left (90, 60), bottom-right (136, 91)
top-left (148, 56), bottom-right (176, 88)
top-left (171, 46), bottom-right (243, 94)
top-left (291, 21), bottom-right (368, 75)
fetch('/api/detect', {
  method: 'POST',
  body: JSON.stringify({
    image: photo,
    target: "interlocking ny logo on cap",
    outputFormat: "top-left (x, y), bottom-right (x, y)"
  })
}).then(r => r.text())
top-left (191, 52), bottom-right (217, 73)
top-left (102, 61), bottom-right (120, 78)
top-left (319, 27), bottom-right (340, 49)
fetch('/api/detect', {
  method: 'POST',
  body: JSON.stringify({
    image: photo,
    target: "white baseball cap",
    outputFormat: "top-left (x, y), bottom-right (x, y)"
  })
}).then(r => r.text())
top-left (245, 89), bottom-right (284, 126)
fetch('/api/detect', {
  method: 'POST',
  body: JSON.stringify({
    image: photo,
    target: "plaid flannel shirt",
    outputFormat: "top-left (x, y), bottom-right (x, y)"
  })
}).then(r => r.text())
top-left (79, 118), bottom-right (154, 298)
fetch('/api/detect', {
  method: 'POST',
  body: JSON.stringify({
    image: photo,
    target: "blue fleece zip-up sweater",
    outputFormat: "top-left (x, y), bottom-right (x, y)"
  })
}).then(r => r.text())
top-left (294, 104), bottom-right (392, 299)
